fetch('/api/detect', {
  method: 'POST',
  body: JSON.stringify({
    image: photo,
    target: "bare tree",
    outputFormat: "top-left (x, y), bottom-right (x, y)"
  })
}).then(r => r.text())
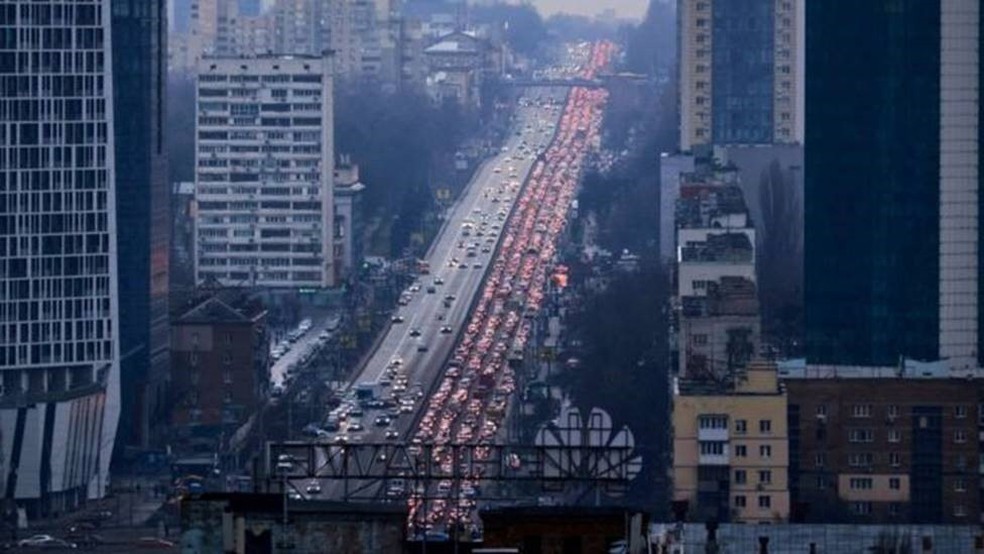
top-left (758, 159), bottom-right (804, 356)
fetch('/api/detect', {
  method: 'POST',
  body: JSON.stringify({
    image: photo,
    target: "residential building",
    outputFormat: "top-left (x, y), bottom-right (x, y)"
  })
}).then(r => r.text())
top-left (804, 1), bottom-right (982, 369)
top-left (332, 157), bottom-right (366, 284)
top-left (272, 0), bottom-right (325, 57)
top-left (194, 53), bottom-right (336, 288)
top-left (111, 0), bottom-right (171, 452)
top-left (781, 361), bottom-right (984, 524)
top-left (423, 31), bottom-right (491, 107)
top-left (679, 277), bottom-right (759, 379)
top-left (0, 0), bottom-right (121, 516)
top-left (678, 0), bottom-right (804, 150)
top-left (658, 153), bottom-right (694, 263)
top-left (170, 292), bottom-right (269, 454)
top-left (672, 362), bottom-right (790, 523)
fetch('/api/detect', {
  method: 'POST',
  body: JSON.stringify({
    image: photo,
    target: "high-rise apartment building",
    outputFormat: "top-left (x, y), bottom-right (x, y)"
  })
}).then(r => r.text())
top-left (111, 0), bottom-right (171, 451)
top-left (678, 0), bottom-right (804, 151)
top-left (194, 54), bottom-right (336, 289)
top-left (804, 1), bottom-right (982, 368)
top-left (0, 0), bottom-right (121, 515)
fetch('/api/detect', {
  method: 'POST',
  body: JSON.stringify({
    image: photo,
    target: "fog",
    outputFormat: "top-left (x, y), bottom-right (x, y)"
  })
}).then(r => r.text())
top-left (530, 0), bottom-right (648, 19)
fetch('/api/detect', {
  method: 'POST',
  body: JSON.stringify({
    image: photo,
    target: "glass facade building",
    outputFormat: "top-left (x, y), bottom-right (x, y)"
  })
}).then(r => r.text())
top-left (0, 0), bottom-right (122, 516)
top-left (111, 0), bottom-right (170, 451)
top-left (805, 1), bottom-right (982, 368)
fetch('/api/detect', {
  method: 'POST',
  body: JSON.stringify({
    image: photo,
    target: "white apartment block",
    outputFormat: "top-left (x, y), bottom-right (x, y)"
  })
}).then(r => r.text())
top-left (0, 0), bottom-right (121, 516)
top-left (194, 54), bottom-right (336, 288)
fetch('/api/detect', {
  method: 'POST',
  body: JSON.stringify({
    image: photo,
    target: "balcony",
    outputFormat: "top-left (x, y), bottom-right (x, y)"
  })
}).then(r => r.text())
top-left (698, 427), bottom-right (729, 442)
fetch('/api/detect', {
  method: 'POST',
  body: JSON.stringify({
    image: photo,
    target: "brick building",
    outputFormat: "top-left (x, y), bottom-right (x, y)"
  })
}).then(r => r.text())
top-left (170, 292), bottom-right (269, 453)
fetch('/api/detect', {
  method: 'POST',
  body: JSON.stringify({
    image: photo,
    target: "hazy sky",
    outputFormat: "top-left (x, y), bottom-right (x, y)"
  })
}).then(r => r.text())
top-left (529, 0), bottom-right (648, 20)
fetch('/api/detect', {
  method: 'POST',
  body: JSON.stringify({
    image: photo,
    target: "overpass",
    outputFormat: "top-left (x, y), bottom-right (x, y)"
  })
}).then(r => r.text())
top-left (499, 72), bottom-right (648, 89)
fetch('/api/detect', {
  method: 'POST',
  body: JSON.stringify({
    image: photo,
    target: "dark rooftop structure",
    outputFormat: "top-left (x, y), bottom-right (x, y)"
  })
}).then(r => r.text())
top-left (679, 233), bottom-right (754, 263)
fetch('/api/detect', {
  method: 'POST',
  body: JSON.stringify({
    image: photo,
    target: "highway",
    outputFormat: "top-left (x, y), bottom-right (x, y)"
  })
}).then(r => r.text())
top-left (283, 89), bottom-right (569, 500)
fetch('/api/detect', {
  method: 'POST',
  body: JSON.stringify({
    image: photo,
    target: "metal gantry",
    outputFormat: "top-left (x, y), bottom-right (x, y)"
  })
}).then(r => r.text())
top-left (265, 441), bottom-right (640, 502)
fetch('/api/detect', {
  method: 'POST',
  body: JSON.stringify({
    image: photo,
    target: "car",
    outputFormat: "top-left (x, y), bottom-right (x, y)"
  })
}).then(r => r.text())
top-left (473, 263), bottom-right (482, 269)
top-left (426, 286), bottom-right (436, 294)
top-left (417, 343), bottom-right (429, 352)
top-left (458, 263), bottom-right (468, 269)
top-left (347, 421), bottom-right (364, 432)
top-left (385, 430), bottom-right (400, 440)
top-left (134, 537), bottom-right (176, 549)
top-left (409, 328), bottom-right (421, 338)
top-left (305, 481), bottom-right (322, 495)
top-left (434, 277), bottom-right (444, 285)
top-left (391, 315), bottom-right (404, 323)
top-left (440, 326), bottom-right (453, 334)
top-left (444, 294), bottom-right (456, 302)
top-left (375, 415), bottom-right (391, 427)
top-left (409, 284), bottom-right (421, 292)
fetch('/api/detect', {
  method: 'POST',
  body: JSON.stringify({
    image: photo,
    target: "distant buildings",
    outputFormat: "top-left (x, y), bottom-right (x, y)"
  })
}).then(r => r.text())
top-left (804, 1), bottom-right (982, 369)
top-left (0, 0), bottom-right (121, 516)
top-left (677, 0), bottom-right (804, 151)
top-left (332, 158), bottom-right (367, 284)
top-left (193, 54), bottom-right (336, 289)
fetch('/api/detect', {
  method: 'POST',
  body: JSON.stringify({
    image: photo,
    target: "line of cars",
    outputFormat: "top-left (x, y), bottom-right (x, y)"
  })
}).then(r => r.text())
top-left (404, 41), bottom-right (615, 531)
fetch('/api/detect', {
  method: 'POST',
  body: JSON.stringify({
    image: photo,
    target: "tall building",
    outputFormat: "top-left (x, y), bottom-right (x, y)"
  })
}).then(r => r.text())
top-left (804, 1), bottom-right (982, 368)
top-left (194, 54), bottom-right (336, 289)
top-left (678, 0), bottom-right (804, 150)
top-left (111, 0), bottom-right (171, 452)
top-left (0, 0), bottom-right (121, 515)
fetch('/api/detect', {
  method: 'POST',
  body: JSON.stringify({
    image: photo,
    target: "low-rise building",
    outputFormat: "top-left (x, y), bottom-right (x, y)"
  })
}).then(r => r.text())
top-left (781, 361), bottom-right (984, 524)
top-left (170, 291), bottom-right (269, 455)
top-left (679, 277), bottom-right (759, 379)
top-left (672, 361), bottom-right (790, 524)
top-left (423, 31), bottom-right (491, 108)
top-left (332, 157), bottom-right (366, 284)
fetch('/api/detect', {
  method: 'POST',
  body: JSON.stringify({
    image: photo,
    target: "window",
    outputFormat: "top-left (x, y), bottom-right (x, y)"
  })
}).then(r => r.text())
top-left (734, 445), bottom-right (747, 458)
top-left (698, 415), bottom-right (728, 429)
top-left (852, 502), bottom-right (872, 515)
top-left (849, 429), bottom-right (874, 443)
top-left (889, 452), bottom-right (901, 467)
top-left (758, 470), bottom-right (772, 484)
top-left (889, 503), bottom-right (901, 517)
top-left (849, 478), bottom-right (873, 490)
top-left (954, 479), bottom-right (966, 492)
top-left (955, 405), bottom-right (968, 419)
top-left (889, 478), bottom-right (900, 490)
top-left (692, 334), bottom-right (708, 346)
top-left (814, 453), bottom-right (826, 468)
top-left (954, 430), bottom-right (967, 443)
top-left (759, 419), bottom-right (772, 433)
top-left (888, 430), bottom-right (901, 443)
top-left (734, 495), bottom-right (746, 508)
top-left (758, 495), bottom-right (771, 509)
top-left (735, 419), bottom-right (747, 434)
top-left (760, 445), bottom-right (772, 459)
top-left (887, 405), bottom-right (899, 419)
top-left (852, 404), bottom-right (873, 418)
top-left (816, 475), bottom-right (828, 490)
top-left (816, 404), bottom-right (828, 417)
top-left (734, 470), bottom-right (747, 484)
top-left (699, 441), bottom-right (726, 456)
top-left (954, 505), bottom-right (967, 517)
top-left (956, 454), bottom-right (968, 470)
top-left (849, 453), bottom-right (874, 468)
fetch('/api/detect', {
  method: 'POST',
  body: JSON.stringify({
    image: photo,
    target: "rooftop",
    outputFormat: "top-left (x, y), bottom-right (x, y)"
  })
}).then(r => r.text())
top-left (681, 276), bottom-right (758, 317)
top-left (777, 358), bottom-right (984, 380)
top-left (676, 183), bottom-right (750, 230)
top-left (172, 288), bottom-right (266, 324)
top-left (679, 232), bottom-right (753, 263)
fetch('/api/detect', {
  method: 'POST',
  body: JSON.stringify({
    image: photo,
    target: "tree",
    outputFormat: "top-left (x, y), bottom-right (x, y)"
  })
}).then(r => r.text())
top-left (758, 160), bottom-right (804, 355)
top-left (472, 4), bottom-right (547, 58)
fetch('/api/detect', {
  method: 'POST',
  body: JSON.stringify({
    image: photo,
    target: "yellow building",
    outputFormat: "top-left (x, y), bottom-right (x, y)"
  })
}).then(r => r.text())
top-left (672, 361), bottom-right (789, 523)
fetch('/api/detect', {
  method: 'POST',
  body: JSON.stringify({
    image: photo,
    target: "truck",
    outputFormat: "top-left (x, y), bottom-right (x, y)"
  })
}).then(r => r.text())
top-left (355, 382), bottom-right (378, 404)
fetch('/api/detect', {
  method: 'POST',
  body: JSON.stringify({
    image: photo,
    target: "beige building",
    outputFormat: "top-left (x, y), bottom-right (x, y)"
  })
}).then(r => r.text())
top-left (678, 0), bottom-right (804, 150)
top-left (672, 361), bottom-right (790, 523)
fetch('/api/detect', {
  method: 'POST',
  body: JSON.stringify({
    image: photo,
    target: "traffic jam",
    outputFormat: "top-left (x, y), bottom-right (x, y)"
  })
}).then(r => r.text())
top-left (406, 41), bottom-right (615, 531)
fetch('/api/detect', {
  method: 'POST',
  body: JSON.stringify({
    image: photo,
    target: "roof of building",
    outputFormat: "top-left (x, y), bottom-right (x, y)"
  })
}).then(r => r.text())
top-left (173, 289), bottom-right (266, 324)
top-left (681, 276), bottom-right (758, 317)
top-left (777, 358), bottom-right (984, 380)
top-left (676, 183), bottom-right (750, 230)
top-left (679, 232), bottom-right (753, 263)
top-left (425, 31), bottom-right (484, 55)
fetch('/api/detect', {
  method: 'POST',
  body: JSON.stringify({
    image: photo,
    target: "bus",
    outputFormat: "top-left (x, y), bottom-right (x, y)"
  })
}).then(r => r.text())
top-left (417, 259), bottom-right (431, 275)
